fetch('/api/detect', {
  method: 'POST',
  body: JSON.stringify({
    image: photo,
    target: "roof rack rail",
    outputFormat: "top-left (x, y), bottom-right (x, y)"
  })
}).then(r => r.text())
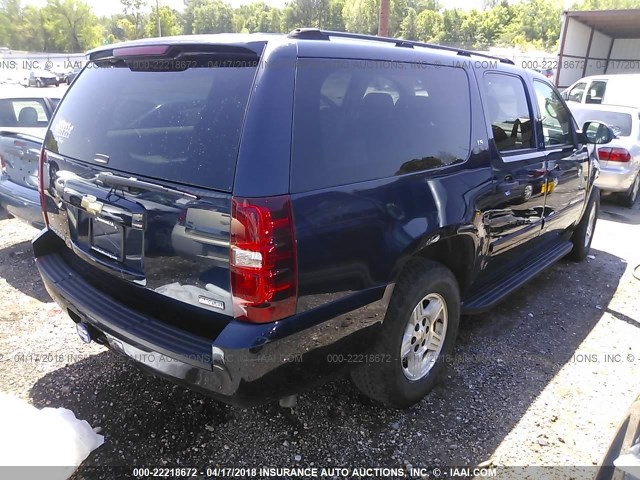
top-left (288, 28), bottom-right (514, 65)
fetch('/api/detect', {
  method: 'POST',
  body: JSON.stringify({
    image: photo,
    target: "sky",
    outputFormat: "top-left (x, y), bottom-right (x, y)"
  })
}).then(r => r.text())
top-left (21, 0), bottom-right (494, 17)
top-left (21, 0), bottom-right (579, 17)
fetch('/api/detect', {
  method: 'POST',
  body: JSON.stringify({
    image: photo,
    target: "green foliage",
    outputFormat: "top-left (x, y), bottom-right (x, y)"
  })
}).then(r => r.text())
top-left (400, 7), bottom-right (418, 40)
top-left (342, 0), bottom-right (379, 35)
top-left (570, 0), bottom-right (640, 8)
top-left (145, 6), bottom-right (181, 37)
top-left (0, 0), bottom-right (636, 53)
top-left (500, 0), bottom-right (562, 50)
top-left (233, 2), bottom-right (281, 33)
top-left (46, 0), bottom-right (104, 52)
top-left (325, 0), bottom-right (346, 31)
top-left (192, 0), bottom-right (233, 34)
top-left (120, 0), bottom-right (147, 39)
top-left (282, 0), bottom-right (330, 30)
top-left (0, 0), bottom-right (104, 52)
top-left (416, 9), bottom-right (442, 42)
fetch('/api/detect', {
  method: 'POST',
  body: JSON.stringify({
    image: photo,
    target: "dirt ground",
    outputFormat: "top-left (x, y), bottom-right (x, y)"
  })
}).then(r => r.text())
top-left (0, 195), bottom-right (639, 479)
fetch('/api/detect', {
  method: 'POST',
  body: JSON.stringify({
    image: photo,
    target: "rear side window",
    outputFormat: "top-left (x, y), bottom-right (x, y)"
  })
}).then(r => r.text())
top-left (46, 59), bottom-right (257, 191)
top-left (0, 98), bottom-right (50, 128)
top-left (586, 80), bottom-right (607, 104)
top-left (567, 82), bottom-right (586, 103)
top-left (291, 59), bottom-right (471, 192)
top-left (483, 73), bottom-right (534, 153)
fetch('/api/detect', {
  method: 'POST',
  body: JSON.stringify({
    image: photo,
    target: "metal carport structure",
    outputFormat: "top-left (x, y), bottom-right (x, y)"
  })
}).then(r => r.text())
top-left (556, 9), bottom-right (640, 89)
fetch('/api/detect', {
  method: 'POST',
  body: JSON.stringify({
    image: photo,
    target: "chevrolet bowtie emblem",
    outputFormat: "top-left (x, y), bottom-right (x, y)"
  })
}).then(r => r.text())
top-left (80, 195), bottom-right (104, 215)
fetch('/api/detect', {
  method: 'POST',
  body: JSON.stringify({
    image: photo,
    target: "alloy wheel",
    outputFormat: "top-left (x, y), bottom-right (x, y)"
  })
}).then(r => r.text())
top-left (401, 293), bottom-right (448, 381)
top-left (585, 202), bottom-right (597, 248)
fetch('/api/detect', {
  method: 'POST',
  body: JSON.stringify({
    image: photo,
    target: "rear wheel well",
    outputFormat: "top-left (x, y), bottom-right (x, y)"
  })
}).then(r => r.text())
top-left (410, 235), bottom-right (477, 294)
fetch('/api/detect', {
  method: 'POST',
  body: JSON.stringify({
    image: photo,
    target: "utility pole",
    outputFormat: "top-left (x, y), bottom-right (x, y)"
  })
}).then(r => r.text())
top-left (156, 0), bottom-right (162, 37)
top-left (378, 0), bottom-right (390, 37)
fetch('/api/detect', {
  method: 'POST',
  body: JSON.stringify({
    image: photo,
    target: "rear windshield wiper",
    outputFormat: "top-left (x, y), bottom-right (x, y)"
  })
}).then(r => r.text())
top-left (96, 172), bottom-right (199, 200)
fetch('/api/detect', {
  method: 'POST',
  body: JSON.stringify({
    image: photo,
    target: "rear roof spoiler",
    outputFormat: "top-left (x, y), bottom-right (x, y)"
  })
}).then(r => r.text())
top-left (88, 39), bottom-right (267, 62)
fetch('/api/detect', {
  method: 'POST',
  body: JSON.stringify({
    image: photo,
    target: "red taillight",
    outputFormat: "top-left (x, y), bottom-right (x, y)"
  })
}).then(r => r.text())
top-left (230, 195), bottom-right (297, 323)
top-left (38, 148), bottom-right (49, 226)
top-left (177, 209), bottom-right (187, 226)
top-left (598, 147), bottom-right (631, 163)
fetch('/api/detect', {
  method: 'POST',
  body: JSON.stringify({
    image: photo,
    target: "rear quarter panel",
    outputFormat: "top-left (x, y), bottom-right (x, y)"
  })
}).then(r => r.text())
top-left (292, 165), bottom-right (493, 312)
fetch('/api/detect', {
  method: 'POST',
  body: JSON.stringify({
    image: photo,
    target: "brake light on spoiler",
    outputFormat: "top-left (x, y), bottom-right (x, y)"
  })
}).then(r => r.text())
top-left (230, 196), bottom-right (297, 323)
top-left (113, 45), bottom-right (170, 57)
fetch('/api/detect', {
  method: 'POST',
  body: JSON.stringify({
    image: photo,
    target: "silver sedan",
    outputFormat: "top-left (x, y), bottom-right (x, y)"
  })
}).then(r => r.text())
top-left (572, 104), bottom-right (640, 207)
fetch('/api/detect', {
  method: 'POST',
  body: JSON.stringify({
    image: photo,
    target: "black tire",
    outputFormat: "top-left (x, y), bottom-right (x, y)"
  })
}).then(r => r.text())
top-left (350, 258), bottom-right (460, 409)
top-left (36, 79), bottom-right (42, 88)
top-left (567, 187), bottom-right (599, 262)
top-left (620, 174), bottom-right (639, 208)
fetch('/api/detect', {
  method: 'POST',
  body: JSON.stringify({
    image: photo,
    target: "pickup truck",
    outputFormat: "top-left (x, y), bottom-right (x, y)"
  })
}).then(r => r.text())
top-left (0, 90), bottom-right (59, 227)
top-left (0, 132), bottom-right (43, 226)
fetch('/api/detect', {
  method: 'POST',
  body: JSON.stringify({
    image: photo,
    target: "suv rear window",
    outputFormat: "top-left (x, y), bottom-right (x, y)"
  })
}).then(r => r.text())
top-left (0, 98), bottom-right (51, 128)
top-left (45, 59), bottom-right (257, 191)
top-left (572, 109), bottom-right (633, 137)
top-left (291, 59), bottom-right (471, 192)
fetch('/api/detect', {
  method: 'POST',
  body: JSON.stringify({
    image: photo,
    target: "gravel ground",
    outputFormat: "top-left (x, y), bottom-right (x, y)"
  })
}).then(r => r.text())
top-left (0, 196), bottom-right (639, 479)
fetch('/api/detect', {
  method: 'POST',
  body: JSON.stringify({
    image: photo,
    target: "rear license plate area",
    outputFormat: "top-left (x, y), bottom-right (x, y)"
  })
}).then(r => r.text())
top-left (90, 216), bottom-right (123, 261)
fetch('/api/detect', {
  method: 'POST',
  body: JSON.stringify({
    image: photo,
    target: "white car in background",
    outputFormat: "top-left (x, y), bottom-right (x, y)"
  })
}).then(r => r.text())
top-left (563, 74), bottom-right (640, 109)
top-left (571, 103), bottom-right (640, 207)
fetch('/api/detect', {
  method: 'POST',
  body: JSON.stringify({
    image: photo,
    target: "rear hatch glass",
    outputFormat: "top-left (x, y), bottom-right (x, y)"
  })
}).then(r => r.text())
top-left (45, 53), bottom-right (257, 191)
top-left (42, 47), bottom-right (260, 329)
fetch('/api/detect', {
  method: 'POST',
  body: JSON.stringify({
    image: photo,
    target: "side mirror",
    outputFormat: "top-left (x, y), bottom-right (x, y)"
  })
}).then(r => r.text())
top-left (582, 121), bottom-right (615, 145)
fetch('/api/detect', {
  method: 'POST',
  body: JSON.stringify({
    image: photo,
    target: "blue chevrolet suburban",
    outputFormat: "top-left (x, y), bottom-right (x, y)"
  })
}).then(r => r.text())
top-left (33, 29), bottom-right (613, 408)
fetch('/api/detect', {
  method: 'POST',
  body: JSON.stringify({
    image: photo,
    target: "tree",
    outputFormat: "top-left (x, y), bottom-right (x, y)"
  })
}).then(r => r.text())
top-left (0, 0), bottom-right (22, 48)
top-left (146, 5), bottom-right (181, 37)
top-left (389, 0), bottom-right (410, 36)
top-left (282, 0), bottom-right (330, 30)
top-left (416, 9), bottom-right (442, 42)
top-left (478, 1), bottom-right (514, 45)
top-left (192, 0), bottom-right (233, 34)
top-left (342, 0), bottom-right (378, 34)
top-left (117, 17), bottom-right (137, 40)
top-left (400, 7), bottom-right (418, 40)
top-left (0, 0), bottom-right (580, 53)
top-left (234, 2), bottom-right (281, 33)
top-left (19, 5), bottom-right (51, 51)
top-left (500, 0), bottom-right (562, 50)
top-left (45, 0), bottom-right (103, 52)
top-left (183, 0), bottom-right (209, 35)
top-left (436, 8), bottom-right (464, 46)
top-left (571, 0), bottom-right (640, 8)
top-left (269, 8), bottom-right (282, 32)
top-left (325, 0), bottom-right (345, 31)
top-left (121, 0), bottom-right (147, 39)
top-left (459, 9), bottom-right (482, 48)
